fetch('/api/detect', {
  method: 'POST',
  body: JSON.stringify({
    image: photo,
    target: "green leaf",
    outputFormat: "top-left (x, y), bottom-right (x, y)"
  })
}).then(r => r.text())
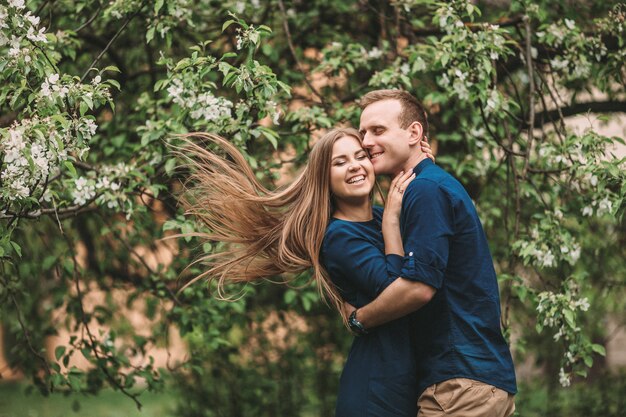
top-left (79, 102), bottom-right (88, 116)
top-left (80, 348), bottom-right (91, 360)
top-left (42, 255), bottom-right (58, 270)
top-left (591, 344), bottom-right (606, 356)
top-left (64, 161), bottom-right (77, 177)
top-left (563, 309), bottom-right (575, 327)
top-left (222, 20), bottom-right (236, 32)
top-left (164, 158), bottom-right (177, 175)
top-left (154, 0), bottom-right (164, 13)
top-left (10, 241), bottom-right (21, 258)
top-left (107, 80), bottom-right (121, 90)
top-left (83, 95), bottom-right (94, 110)
top-left (146, 27), bottom-right (156, 43)
top-left (55, 345), bottom-right (66, 361)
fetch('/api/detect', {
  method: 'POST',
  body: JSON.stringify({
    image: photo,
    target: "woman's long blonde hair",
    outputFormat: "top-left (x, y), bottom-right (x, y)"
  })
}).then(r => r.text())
top-left (176, 128), bottom-right (364, 320)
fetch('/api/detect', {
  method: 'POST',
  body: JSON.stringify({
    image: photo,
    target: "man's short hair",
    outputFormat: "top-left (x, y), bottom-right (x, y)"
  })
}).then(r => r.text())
top-left (359, 89), bottom-right (429, 137)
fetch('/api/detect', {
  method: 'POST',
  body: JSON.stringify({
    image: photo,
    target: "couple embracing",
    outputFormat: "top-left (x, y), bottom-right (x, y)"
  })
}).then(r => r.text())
top-left (181, 89), bottom-right (517, 416)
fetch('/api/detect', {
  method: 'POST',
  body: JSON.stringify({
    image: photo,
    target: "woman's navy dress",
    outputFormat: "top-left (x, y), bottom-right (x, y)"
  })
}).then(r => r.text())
top-left (321, 207), bottom-right (418, 417)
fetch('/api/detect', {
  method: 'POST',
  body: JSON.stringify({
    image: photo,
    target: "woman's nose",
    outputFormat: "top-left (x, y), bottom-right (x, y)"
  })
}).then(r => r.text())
top-left (348, 163), bottom-right (360, 171)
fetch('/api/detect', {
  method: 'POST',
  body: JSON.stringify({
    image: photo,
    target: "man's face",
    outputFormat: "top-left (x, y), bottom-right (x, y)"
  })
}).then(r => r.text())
top-left (359, 99), bottom-right (414, 175)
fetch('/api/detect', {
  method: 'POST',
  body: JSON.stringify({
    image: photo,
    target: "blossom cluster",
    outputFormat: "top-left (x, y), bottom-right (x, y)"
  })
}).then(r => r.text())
top-left (514, 210), bottom-right (582, 269)
top-left (536, 18), bottom-right (608, 82)
top-left (167, 77), bottom-right (233, 123)
top-left (0, 1), bottom-right (49, 70)
top-left (1, 116), bottom-right (96, 202)
top-left (433, 4), bottom-right (509, 111)
top-left (70, 162), bottom-right (130, 211)
top-left (319, 42), bottom-right (387, 75)
top-left (536, 284), bottom-right (592, 387)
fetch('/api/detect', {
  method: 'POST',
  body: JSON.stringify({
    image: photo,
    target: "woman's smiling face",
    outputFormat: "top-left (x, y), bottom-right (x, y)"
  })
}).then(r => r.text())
top-left (329, 135), bottom-right (375, 202)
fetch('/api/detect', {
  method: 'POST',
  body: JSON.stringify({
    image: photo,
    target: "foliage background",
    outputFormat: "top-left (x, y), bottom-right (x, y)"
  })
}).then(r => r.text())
top-left (1, 0), bottom-right (625, 415)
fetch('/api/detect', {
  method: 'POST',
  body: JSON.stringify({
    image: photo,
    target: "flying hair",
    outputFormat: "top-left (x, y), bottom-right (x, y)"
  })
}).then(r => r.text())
top-left (173, 128), bottom-right (366, 322)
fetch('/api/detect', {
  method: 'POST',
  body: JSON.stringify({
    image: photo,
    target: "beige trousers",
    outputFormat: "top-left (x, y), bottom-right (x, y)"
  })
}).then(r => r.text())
top-left (417, 378), bottom-right (515, 417)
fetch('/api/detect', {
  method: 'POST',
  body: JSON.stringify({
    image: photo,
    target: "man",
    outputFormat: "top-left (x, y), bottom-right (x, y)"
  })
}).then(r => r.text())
top-left (350, 89), bottom-right (517, 417)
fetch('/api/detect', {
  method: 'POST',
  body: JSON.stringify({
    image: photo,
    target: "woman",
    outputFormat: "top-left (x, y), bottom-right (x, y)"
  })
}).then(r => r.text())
top-left (178, 128), bottom-right (430, 416)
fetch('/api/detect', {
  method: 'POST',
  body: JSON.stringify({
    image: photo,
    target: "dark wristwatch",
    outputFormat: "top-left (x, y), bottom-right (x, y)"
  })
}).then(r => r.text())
top-left (348, 309), bottom-right (368, 336)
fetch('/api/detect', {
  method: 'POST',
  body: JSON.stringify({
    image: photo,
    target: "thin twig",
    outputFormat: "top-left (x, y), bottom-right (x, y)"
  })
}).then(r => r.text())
top-left (276, 0), bottom-right (325, 105)
top-left (75, 3), bottom-right (103, 33)
top-left (0, 270), bottom-right (52, 380)
top-left (63, 232), bottom-right (143, 410)
top-left (80, 2), bottom-right (146, 83)
top-left (478, 103), bottom-right (525, 156)
top-left (1, 195), bottom-right (100, 220)
top-left (522, 15), bottom-right (536, 178)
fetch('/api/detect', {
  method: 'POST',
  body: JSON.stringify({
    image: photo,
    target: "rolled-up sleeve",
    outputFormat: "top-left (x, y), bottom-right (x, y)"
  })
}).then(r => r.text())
top-left (399, 179), bottom-right (454, 290)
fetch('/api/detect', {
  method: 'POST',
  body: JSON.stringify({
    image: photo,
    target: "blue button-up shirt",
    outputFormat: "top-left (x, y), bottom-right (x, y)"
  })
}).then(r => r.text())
top-left (399, 158), bottom-right (517, 396)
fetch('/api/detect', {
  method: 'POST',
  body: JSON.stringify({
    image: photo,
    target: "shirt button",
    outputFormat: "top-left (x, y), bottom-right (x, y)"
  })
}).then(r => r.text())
top-left (409, 252), bottom-right (413, 256)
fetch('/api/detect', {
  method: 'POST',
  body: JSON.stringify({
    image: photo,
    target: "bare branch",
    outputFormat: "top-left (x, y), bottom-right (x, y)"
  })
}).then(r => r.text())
top-left (276, 0), bottom-right (326, 105)
top-left (533, 100), bottom-right (626, 128)
top-left (522, 15), bottom-right (536, 178)
top-left (63, 232), bottom-right (143, 410)
top-left (80, 2), bottom-right (146, 83)
top-left (75, 4), bottom-right (103, 33)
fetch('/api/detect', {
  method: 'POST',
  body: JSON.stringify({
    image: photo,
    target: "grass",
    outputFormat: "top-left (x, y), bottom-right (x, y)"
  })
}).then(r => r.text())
top-left (0, 382), bottom-right (175, 417)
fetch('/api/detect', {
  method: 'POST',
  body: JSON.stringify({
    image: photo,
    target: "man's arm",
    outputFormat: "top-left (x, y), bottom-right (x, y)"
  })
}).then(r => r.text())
top-left (346, 178), bottom-right (453, 330)
top-left (345, 278), bottom-right (435, 329)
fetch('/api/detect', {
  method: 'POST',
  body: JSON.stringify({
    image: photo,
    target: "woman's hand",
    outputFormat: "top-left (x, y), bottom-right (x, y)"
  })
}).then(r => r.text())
top-left (421, 137), bottom-right (435, 162)
top-left (383, 170), bottom-right (415, 223)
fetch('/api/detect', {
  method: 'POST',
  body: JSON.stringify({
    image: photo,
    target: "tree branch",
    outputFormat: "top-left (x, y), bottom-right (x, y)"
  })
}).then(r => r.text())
top-left (63, 232), bottom-right (143, 409)
top-left (276, 0), bottom-right (326, 106)
top-left (75, 3), bottom-right (103, 33)
top-left (80, 2), bottom-right (146, 83)
top-left (522, 15), bottom-right (536, 178)
top-left (532, 100), bottom-right (626, 128)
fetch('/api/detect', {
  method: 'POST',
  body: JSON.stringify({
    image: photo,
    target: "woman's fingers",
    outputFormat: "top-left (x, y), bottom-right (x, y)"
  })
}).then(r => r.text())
top-left (396, 173), bottom-right (415, 193)
top-left (389, 170), bottom-right (404, 190)
top-left (421, 139), bottom-right (435, 162)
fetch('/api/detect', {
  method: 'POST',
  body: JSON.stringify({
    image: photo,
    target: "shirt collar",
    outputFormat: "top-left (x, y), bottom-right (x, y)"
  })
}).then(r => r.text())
top-left (413, 158), bottom-right (434, 176)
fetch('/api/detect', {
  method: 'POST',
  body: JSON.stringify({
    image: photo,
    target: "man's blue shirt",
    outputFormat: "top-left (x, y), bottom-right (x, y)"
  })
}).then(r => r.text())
top-left (399, 159), bottom-right (517, 395)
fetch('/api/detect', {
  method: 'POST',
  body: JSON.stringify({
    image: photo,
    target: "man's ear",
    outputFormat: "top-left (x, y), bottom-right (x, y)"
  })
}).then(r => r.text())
top-left (407, 121), bottom-right (423, 146)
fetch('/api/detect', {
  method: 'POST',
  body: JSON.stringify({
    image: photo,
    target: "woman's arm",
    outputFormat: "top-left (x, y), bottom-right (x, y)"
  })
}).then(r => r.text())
top-left (382, 170), bottom-right (414, 256)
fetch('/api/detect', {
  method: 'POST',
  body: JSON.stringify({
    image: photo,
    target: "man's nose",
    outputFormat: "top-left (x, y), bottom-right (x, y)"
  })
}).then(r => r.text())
top-left (361, 132), bottom-right (373, 148)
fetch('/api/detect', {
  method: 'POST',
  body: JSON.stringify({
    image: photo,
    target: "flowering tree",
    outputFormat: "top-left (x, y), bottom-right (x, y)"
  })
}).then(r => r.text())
top-left (1, 0), bottom-right (624, 414)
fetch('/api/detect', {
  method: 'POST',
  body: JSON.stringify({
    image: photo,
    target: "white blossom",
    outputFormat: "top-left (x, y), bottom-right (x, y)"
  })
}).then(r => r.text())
top-left (26, 25), bottom-right (47, 43)
top-left (367, 47), bottom-right (383, 59)
top-left (452, 79), bottom-right (469, 100)
top-left (73, 177), bottom-right (96, 205)
top-left (559, 368), bottom-right (571, 387)
top-left (485, 89), bottom-right (501, 114)
top-left (438, 73), bottom-right (450, 87)
top-left (550, 57), bottom-right (569, 70)
top-left (8, 0), bottom-right (25, 9)
top-left (597, 197), bottom-right (613, 215)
